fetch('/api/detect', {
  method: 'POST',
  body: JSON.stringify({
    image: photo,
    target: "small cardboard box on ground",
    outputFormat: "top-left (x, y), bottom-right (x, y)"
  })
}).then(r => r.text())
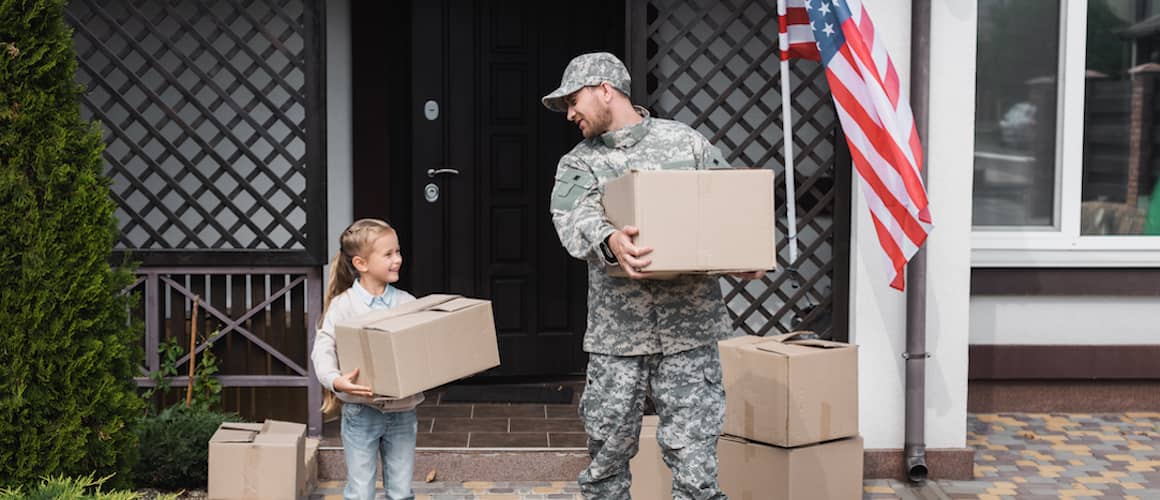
top-left (208, 420), bottom-right (306, 499)
top-left (718, 435), bottom-right (864, 500)
top-left (719, 332), bottom-right (858, 447)
top-left (602, 169), bottom-right (776, 277)
top-left (628, 415), bottom-right (671, 499)
top-left (335, 294), bottom-right (500, 398)
top-left (301, 437), bottom-right (319, 498)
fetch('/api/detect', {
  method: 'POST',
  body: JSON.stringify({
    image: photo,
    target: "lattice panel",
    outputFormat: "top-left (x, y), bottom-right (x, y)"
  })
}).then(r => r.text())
top-left (645, 0), bottom-right (840, 336)
top-left (67, 0), bottom-right (310, 251)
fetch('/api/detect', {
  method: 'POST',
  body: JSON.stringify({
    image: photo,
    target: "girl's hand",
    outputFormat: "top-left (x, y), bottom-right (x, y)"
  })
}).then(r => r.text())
top-left (333, 368), bottom-right (374, 397)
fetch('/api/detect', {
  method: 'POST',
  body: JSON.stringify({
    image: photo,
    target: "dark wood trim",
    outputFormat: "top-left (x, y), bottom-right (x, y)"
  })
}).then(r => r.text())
top-left (864, 448), bottom-right (974, 481)
top-left (304, 0), bottom-right (328, 265)
top-left (112, 250), bottom-right (319, 267)
top-left (831, 129), bottom-right (853, 343)
top-left (969, 380), bottom-right (1160, 412)
top-left (969, 344), bottom-right (1160, 380)
top-left (972, 268), bottom-right (1160, 296)
top-left (625, 0), bottom-right (647, 102)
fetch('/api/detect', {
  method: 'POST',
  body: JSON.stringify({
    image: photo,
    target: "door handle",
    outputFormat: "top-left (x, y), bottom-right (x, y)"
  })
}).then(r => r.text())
top-left (427, 168), bottom-right (460, 178)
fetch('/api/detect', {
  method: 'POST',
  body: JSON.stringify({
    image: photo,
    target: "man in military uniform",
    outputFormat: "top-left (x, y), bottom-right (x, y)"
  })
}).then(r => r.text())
top-left (542, 52), bottom-right (764, 500)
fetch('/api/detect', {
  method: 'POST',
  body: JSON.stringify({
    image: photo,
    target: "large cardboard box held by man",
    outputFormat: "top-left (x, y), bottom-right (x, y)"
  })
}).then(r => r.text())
top-left (719, 332), bottom-right (858, 447)
top-left (718, 435), bottom-right (864, 500)
top-left (208, 420), bottom-right (306, 499)
top-left (602, 169), bottom-right (776, 276)
top-left (335, 294), bottom-right (499, 398)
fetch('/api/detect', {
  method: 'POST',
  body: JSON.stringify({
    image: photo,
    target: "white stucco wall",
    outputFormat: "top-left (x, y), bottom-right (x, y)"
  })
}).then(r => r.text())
top-left (971, 296), bottom-right (1160, 344)
top-left (849, 0), bottom-right (974, 450)
top-left (326, 0), bottom-right (353, 266)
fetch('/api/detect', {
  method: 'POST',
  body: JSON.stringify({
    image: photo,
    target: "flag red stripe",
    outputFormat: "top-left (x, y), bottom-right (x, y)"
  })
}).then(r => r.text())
top-left (871, 213), bottom-right (908, 291)
top-left (839, 18), bottom-right (902, 110)
top-left (828, 48), bottom-right (930, 210)
top-left (843, 118), bottom-right (930, 246)
top-left (785, 8), bottom-right (810, 25)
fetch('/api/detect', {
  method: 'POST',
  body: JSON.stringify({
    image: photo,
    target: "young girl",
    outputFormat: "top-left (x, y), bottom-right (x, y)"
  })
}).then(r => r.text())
top-left (311, 218), bottom-right (420, 500)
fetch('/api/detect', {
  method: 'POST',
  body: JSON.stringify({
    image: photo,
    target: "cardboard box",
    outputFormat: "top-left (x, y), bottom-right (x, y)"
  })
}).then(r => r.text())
top-left (335, 294), bottom-right (500, 398)
top-left (602, 169), bottom-right (776, 276)
top-left (718, 435), bottom-right (864, 500)
top-left (719, 332), bottom-right (858, 447)
top-left (301, 437), bottom-right (319, 498)
top-left (209, 420), bottom-right (306, 500)
top-left (628, 416), bottom-right (672, 499)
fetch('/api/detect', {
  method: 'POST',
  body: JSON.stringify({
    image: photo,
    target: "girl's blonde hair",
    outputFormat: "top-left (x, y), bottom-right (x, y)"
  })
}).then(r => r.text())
top-left (320, 218), bottom-right (396, 419)
top-left (322, 218), bottom-right (396, 319)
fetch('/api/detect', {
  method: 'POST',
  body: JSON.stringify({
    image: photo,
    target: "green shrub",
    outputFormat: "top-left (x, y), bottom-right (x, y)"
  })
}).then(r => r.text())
top-left (0, 0), bottom-right (143, 488)
top-left (0, 474), bottom-right (175, 500)
top-left (133, 406), bottom-right (242, 490)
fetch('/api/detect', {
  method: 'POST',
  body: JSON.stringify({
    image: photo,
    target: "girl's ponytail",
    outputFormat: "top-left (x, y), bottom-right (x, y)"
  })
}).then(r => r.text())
top-left (321, 249), bottom-right (356, 326)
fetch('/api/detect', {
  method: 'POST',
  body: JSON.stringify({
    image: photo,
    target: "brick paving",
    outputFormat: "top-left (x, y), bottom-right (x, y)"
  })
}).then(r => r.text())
top-left (311, 412), bottom-right (1160, 499)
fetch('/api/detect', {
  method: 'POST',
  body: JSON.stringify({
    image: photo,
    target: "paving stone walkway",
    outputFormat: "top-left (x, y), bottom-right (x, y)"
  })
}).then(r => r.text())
top-left (311, 412), bottom-right (1160, 499)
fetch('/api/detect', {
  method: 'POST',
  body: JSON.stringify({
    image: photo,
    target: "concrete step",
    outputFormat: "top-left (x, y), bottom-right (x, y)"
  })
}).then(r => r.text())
top-left (317, 446), bottom-right (589, 482)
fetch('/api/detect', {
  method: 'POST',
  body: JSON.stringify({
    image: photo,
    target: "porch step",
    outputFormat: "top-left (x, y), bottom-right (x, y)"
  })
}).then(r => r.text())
top-left (317, 446), bottom-right (590, 482)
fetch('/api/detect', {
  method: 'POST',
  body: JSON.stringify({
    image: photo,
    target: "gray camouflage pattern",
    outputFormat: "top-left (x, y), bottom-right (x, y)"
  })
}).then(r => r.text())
top-left (542, 52), bottom-right (633, 112)
top-left (578, 345), bottom-right (727, 500)
top-left (549, 107), bottom-right (734, 356)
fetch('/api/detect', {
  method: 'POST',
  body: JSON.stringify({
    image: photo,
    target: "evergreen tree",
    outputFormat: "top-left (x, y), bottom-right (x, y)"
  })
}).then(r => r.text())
top-left (0, 0), bottom-right (142, 488)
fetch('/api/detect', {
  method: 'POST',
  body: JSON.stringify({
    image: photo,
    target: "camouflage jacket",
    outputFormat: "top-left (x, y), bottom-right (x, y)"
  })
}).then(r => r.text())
top-left (550, 107), bottom-right (733, 356)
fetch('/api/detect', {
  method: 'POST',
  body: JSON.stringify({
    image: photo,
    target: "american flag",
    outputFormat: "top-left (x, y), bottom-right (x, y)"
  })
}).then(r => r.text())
top-left (779, 0), bottom-right (932, 290)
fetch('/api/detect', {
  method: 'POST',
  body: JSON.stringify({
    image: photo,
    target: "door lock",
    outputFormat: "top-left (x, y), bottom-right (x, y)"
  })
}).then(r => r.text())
top-left (424, 183), bottom-right (440, 203)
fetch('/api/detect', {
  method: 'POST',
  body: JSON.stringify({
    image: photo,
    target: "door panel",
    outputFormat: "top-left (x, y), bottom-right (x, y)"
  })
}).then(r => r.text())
top-left (410, 0), bottom-right (624, 376)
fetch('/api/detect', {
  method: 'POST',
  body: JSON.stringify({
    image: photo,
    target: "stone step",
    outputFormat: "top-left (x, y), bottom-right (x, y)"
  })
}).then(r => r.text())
top-left (317, 446), bottom-right (590, 482)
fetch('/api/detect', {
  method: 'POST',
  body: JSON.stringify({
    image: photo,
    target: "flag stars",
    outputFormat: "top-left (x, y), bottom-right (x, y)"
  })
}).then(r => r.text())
top-left (819, 2), bottom-right (831, 15)
top-left (804, 0), bottom-right (813, 10)
top-left (822, 22), bottom-right (835, 37)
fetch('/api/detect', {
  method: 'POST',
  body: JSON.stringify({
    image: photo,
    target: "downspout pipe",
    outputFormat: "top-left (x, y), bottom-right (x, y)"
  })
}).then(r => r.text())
top-left (905, 0), bottom-right (932, 484)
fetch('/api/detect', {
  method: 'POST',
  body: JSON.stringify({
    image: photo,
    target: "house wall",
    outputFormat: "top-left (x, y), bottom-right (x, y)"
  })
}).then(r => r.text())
top-left (326, 0), bottom-right (353, 265)
top-left (848, 0), bottom-right (974, 450)
top-left (971, 296), bottom-right (1160, 344)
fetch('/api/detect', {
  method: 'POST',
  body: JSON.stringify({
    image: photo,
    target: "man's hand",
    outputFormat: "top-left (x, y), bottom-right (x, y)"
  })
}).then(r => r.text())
top-left (729, 270), bottom-right (767, 280)
top-left (332, 367), bottom-right (374, 397)
top-left (608, 225), bottom-right (653, 279)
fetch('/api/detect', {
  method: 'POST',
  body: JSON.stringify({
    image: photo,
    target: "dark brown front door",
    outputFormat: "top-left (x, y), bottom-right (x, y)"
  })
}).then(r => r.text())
top-left (407, 0), bottom-right (624, 376)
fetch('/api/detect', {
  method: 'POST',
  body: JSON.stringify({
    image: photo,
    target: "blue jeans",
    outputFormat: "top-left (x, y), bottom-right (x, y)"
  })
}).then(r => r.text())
top-left (341, 403), bottom-right (418, 500)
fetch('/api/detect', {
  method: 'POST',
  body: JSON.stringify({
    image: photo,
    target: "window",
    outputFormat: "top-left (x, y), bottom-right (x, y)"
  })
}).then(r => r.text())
top-left (973, 0), bottom-right (1160, 266)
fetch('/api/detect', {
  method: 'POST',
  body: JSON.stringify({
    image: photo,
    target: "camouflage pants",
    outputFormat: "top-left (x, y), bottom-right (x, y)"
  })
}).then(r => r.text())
top-left (578, 344), bottom-right (726, 500)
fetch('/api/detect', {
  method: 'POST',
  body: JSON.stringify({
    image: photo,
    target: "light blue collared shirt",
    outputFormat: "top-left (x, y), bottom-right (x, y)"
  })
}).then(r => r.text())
top-left (351, 279), bottom-right (397, 310)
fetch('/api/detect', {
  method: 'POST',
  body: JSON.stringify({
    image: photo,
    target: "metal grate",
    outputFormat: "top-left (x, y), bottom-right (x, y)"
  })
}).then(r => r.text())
top-left (66, 0), bottom-right (321, 259)
top-left (636, 0), bottom-right (845, 337)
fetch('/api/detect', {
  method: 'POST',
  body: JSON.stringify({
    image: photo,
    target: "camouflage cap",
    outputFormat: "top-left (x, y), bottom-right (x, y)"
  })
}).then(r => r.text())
top-left (541, 52), bottom-right (631, 112)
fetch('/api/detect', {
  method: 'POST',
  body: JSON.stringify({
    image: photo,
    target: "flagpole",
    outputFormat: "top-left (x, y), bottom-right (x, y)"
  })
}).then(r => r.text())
top-left (777, 0), bottom-right (800, 282)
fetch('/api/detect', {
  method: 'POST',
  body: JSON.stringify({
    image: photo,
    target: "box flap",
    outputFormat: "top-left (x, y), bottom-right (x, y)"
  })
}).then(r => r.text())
top-left (338, 294), bottom-right (462, 331)
top-left (260, 419), bottom-right (306, 436)
top-left (220, 422), bottom-right (264, 432)
top-left (211, 428), bottom-right (258, 444)
top-left (430, 297), bottom-right (484, 312)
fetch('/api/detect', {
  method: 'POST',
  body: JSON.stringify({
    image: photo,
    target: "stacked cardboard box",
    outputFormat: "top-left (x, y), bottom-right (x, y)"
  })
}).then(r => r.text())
top-left (629, 332), bottom-right (862, 499)
top-left (717, 332), bottom-right (863, 500)
top-left (208, 420), bottom-right (308, 499)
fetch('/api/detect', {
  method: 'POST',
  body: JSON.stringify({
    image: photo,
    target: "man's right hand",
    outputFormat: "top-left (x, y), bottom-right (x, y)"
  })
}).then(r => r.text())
top-left (608, 225), bottom-right (654, 279)
top-left (333, 367), bottom-right (374, 397)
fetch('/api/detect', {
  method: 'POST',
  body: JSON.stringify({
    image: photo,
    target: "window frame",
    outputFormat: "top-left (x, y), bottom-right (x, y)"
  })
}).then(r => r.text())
top-left (972, 0), bottom-right (1160, 267)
